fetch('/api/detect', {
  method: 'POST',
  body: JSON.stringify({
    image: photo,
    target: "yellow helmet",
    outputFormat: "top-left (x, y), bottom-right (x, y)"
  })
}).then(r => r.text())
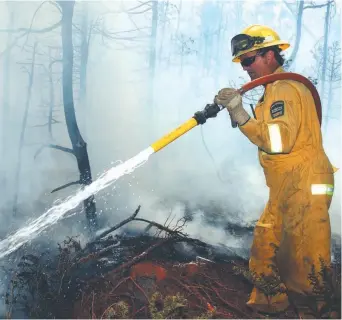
top-left (231, 24), bottom-right (290, 62)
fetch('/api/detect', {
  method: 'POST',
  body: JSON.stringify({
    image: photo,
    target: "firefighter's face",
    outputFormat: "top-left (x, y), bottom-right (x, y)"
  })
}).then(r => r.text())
top-left (239, 50), bottom-right (268, 80)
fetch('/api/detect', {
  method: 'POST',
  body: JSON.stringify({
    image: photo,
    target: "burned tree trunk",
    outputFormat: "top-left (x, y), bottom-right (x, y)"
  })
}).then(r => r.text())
top-left (157, 0), bottom-right (169, 64)
top-left (1, 2), bottom-right (14, 194)
top-left (13, 42), bottom-right (38, 216)
top-left (323, 41), bottom-right (341, 136)
top-left (286, 0), bottom-right (304, 69)
top-left (148, 0), bottom-right (158, 112)
top-left (58, 0), bottom-right (97, 231)
top-left (320, 0), bottom-right (333, 99)
top-left (79, 1), bottom-right (89, 106)
top-left (47, 47), bottom-right (56, 140)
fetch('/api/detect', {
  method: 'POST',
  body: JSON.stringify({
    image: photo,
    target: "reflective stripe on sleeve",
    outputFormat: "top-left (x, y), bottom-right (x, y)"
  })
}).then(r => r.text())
top-left (267, 124), bottom-right (283, 153)
top-left (311, 184), bottom-right (334, 195)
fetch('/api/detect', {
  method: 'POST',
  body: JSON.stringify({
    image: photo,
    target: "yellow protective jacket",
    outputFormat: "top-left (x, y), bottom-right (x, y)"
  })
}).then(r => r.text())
top-left (240, 66), bottom-right (336, 186)
top-left (238, 66), bottom-right (336, 312)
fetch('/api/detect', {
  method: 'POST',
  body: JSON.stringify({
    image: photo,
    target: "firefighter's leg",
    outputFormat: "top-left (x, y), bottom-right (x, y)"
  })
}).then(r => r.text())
top-left (277, 171), bottom-right (334, 316)
top-left (246, 200), bottom-right (289, 313)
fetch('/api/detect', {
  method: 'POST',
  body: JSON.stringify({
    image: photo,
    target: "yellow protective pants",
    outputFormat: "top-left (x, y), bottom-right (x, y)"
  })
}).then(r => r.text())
top-left (247, 163), bottom-right (334, 313)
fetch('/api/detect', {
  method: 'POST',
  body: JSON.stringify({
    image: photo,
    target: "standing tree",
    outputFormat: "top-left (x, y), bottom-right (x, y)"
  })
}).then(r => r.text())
top-left (324, 41), bottom-right (341, 135)
top-left (173, 33), bottom-right (196, 76)
top-left (198, 0), bottom-right (221, 75)
top-left (31, 0), bottom-right (98, 231)
top-left (312, 41), bottom-right (341, 135)
top-left (319, 0), bottom-right (335, 98)
top-left (284, 0), bottom-right (334, 70)
top-left (13, 42), bottom-right (38, 215)
top-left (148, 0), bottom-right (158, 113)
top-left (1, 1), bottom-right (14, 193)
top-left (157, 0), bottom-right (170, 64)
top-left (31, 46), bottom-right (62, 141)
top-left (57, 0), bottom-right (97, 231)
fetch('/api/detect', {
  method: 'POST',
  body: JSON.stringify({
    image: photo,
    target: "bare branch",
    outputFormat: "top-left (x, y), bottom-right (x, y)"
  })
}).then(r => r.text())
top-left (282, 0), bottom-right (316, 39)
top-left (125, 1), bottom-right (153, 12)
top-left (23, 1), bottom-right (61, 48)
top-left (0, 21), bottom-right (61, 58)
top-left (127, 7), bottom-right (152, 15)
top-left (31, 119), bottom-right (61, 127)
top-left (0, 21), bottom-right (61, 34)
top-left (102, 27), bottom-right (151, 35)
top-left (92, 27), bottom-right (149, 41)
top-left (72, 23), bottom-right (82, 34)
top-left (51, 180), bottom-right (81, 193)
top-left (49, 59), bottom-right (63, 69)
top-left (304, 1), bottom-right (333, 10)
top-left (34, 144), bottom-right (74, 159)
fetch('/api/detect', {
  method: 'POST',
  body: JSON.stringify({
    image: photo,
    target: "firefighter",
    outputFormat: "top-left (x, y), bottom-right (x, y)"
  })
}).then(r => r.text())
top-left (214, 24), bottom-right (336, 314)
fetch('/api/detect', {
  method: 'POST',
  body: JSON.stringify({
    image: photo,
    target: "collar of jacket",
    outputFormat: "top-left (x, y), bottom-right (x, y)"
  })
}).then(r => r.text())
top-left (272, 66), bottom-right (285, 74)
top-left (263, 66), bottom-right (285, 92)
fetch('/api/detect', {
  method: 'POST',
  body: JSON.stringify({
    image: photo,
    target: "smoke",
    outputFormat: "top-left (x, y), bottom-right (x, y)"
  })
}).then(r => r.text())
top-left (0, 2), bottom-right (340, 310)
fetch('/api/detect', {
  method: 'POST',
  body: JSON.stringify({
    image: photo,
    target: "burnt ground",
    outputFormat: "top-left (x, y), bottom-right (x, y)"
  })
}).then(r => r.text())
top-left (3, 207), bottom-right (341, 319)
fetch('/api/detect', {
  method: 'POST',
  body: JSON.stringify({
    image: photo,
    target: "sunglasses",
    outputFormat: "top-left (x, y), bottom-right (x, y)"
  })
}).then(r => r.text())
top-left (240, 52), bottom-right (263, 67)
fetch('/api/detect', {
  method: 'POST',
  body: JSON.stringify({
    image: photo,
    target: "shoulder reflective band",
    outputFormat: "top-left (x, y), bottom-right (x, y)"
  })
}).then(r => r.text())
top-left (311, 184), bottom-right (334, 195)
top-left (267, 124), bottom-right (283, 153)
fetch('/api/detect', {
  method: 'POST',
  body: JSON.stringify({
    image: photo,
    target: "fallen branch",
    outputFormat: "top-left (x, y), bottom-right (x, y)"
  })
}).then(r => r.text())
top-left (106, 237), bottom-right (171, 275)
top-left (74, 242), bottom-right (125, 265)
top-left (94, 205), bottom-right (141, 241)
top-left (134, 218), bottom-right (187, 237)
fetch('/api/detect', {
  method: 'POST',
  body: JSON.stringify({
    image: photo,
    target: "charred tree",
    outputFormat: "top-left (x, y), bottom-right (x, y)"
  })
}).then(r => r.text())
top-left (79, 1), bottom-right (89, 108)
top-left (46, 47), bottom-right (60, 140)
top-left (285, 0), bottom-right (333, 70)
top-left (31, 46), bottom-right (62, 140)
top-left (48, 50), bottom-right (55, 140)
top-left (58, 0), bottom-right (97, 231)
top-left (323, 41), bottom-right (341, 135)
top-left (320, 0), bottom-right (334, 99)
top-left (157, 0), bottom-right (170, 64)
top-left (286, 0), bottom-right (304, 69)
top-left (199, 0), bottom-right (221, 75)
top-left (1, 2), bottom-right (14, 193)
top-left (13, 43), bottom-right (38, 216)
top-left (148, 0), bottom-right (158, 113)
top-left (282, 0), bottom-right (315, 39)
top-left (75, 1), bottom-right (92, 140)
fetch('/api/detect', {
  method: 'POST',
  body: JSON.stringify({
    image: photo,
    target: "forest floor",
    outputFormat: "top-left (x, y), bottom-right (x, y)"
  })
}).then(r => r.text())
top-left (3, 206), bottom-right (341, 319)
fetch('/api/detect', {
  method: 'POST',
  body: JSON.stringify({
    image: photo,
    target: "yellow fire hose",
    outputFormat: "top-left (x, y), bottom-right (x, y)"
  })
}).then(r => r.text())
top-left (149, 72), bottom-right (324, 154)
top-left (151, 118), bottom-right (204, 153)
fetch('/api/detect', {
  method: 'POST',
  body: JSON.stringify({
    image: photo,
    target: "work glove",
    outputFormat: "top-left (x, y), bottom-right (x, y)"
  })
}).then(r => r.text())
top-left (214, 88), bottom-right (250, 126)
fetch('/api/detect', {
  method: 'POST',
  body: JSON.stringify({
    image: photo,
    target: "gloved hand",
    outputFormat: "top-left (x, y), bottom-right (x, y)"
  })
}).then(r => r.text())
top-left (214, 88), bottom-right (250, 126)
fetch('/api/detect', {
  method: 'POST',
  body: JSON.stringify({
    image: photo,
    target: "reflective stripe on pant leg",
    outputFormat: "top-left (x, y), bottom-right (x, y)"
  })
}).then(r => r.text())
top-left (311, 184), bottom-right (334, 195)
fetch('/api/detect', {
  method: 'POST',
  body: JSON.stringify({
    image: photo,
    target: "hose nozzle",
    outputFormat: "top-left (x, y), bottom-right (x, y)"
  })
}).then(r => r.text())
top-left (193, 103), bottom-right (225, 125)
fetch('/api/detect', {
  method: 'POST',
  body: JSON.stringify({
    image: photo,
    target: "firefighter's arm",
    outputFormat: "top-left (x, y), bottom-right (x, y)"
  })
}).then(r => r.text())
top-left (239, 82), bottom-right (301, 154)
